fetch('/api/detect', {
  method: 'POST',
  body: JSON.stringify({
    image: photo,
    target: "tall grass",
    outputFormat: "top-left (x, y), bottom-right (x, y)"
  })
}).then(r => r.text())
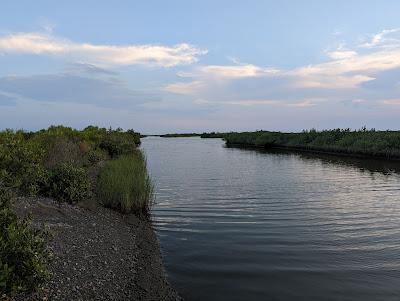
top-left (96, 151), bottom-right (154, 216)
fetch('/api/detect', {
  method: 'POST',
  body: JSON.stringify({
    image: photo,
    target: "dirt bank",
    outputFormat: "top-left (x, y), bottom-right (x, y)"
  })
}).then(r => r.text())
top-left (13, 197), bottom-right (181, 301)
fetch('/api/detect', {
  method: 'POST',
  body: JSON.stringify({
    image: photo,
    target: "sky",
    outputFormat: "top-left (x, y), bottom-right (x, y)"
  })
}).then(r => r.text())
top-left (1, 0), bottom-right (400, 134)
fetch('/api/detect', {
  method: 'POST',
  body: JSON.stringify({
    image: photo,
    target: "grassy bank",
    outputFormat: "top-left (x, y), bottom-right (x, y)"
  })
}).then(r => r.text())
top-left (0, 125), bottom-right (152, 298)
top-left (225, 129), bottom-right (400, 159)
top-left (97, 152), bottom-right (154, 216)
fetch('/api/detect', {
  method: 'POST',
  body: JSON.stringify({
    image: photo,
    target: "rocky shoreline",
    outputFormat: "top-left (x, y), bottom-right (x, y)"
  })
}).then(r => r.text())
top-left (13, 198), bottom-right (180, 301)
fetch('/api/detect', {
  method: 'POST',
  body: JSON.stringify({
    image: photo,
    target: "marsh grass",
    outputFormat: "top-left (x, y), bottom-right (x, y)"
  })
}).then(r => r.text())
top-left (225, 129), bottom-right (400, 159)
top-left (97, 151), bottom-right (154, 216)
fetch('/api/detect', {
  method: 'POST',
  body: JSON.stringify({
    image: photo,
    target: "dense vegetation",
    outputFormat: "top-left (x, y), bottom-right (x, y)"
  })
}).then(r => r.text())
top-left (160, 133), bottom-right (201, 138)
top-left (97, 152), bottom-right (154, 216)
top-left (0, 125), bottom-right (151, 297)
top-left (225, 129), bottom-right (400, 159)
top-left (160, 132), bottom-right (230, 138)
top-left (200, 132), bottom-right (228, 138)
top-left (0, 187), bottom-right (50, 297)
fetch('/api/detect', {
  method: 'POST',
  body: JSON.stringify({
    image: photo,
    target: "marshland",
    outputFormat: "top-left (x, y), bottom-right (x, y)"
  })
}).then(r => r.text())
top-left (4, 1), bottom-right (400, 299)
top-left (2, 126), bottom-right (400, 300)
top-left (0, 126), bottom-right (178, 300)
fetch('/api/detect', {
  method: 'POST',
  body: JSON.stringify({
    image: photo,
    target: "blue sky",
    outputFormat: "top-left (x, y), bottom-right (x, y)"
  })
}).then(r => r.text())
top-left (1, 1), bottom-right (400, 133)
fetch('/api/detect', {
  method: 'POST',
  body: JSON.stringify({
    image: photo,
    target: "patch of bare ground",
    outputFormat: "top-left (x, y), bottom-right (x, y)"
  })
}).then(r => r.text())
top-left (13, 198), bottom-right (181, 301)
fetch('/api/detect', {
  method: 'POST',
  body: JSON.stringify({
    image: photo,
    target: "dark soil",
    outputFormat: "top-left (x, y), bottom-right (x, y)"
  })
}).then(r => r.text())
top-left (13, 198), bottom-right (181, 301)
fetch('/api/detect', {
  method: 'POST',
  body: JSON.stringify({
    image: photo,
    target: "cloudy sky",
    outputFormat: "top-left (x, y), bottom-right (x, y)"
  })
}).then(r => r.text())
top-left (1, 1), bottom-right (400, 133)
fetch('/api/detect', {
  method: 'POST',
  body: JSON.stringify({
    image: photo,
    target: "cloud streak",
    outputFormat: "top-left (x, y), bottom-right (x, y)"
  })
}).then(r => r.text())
top-left (0, 32), bottom-right (207, 67)
top-left (194, 99), bottom-right (319, 107)
top-left (0, 73), bottom-right (159, 108)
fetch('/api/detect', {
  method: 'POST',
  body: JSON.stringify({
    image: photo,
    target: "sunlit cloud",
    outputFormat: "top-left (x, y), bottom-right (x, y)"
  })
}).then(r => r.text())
top-left (164, 80), bottom-right (206, 95)
top-left (193, 98), bottom-right (320, 107)
top-left (382, 99), bottom-right (400, 105)
top-left (326, 49), bottom-right (358, 60)
top-left (177, 64), bottom-right (280, 79)
top-left (165, 28), bottom-right (400, 107)
top-left (361, 28), bottom-right (400, 48)
top-left (0, 32), bottom-right (207, 67)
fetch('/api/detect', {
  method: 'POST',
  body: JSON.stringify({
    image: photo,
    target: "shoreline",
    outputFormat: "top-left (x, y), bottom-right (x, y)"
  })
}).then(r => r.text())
top-left (13, 197), bottom-right (181, 301)
top-left (226, 142), bottom-right (400, 161)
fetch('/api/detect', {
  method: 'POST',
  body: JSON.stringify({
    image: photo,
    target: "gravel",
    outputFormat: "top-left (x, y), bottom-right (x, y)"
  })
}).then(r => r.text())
top-left (14, 197), bottom-right (181, 301)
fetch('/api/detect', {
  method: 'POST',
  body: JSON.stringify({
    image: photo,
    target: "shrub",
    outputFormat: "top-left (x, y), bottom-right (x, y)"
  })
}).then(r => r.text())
top-left (78, 141), bottom-right (90, 154)
top-left (97, 151), bottom-right (154, 216)
top-left (47, 163), bottom-right (91, 203)
top-left (85, 149), bottom-right (108, 165)
top-left (99, 138), bottom-right (136, 158)
top-left (0, 187), bottom-right (50, 297)
top-left (99, 132), bottom-right (137, 158)
top-left (0, 133), bottom-right (48, 196)
top-left (43, 137), bottom-right (82, 169)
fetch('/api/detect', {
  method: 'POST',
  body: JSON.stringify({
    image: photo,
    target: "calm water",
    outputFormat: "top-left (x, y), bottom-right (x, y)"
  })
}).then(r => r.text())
top-left (141, 137), bottom-right (400, 301)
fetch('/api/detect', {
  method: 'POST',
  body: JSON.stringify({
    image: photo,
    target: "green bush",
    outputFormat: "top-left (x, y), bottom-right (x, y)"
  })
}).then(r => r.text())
top-left (97, 152), bottom-right (154, 216)
top-left (47, 163), bottom-right (91, 203)
top-left (0, 132), bottom-right (48, 196)
top-left (0, 188), bottom-right (50, 297)
top-left (99, 135), bottom-right (136, 158)
top-left (85, 149), bottom-right (108, 165)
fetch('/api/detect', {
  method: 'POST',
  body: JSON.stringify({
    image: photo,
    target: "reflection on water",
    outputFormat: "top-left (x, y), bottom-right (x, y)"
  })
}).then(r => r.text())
top-left (141, 137), bottom-right (400, 301)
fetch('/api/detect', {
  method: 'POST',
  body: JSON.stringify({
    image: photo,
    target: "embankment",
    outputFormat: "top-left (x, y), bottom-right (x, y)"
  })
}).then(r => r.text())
top-left (14, 197), bottom-right (181, 301)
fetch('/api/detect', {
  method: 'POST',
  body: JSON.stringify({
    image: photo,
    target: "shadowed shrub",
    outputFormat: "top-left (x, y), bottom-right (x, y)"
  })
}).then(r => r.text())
top-left (47, 163), bottom-right (91, 203)
top-left (43, 137), bottom-right (82, 169)
top-left (85, 148), bottom-right (108, 166)
top-left (97, 151), bottom-right (154, 216)
top-left (99, 136), bottom-right (136, 158)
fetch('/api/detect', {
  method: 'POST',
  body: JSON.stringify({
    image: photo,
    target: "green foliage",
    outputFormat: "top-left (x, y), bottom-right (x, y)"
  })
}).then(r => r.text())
top-left (47, 163), bottom-right (91, 203)
top-left (0, 125), bottom-right (142, 197)
top-left (160, 133), bottom-right (201, 138)
top-left (99, 133), bottom-right (137, 158)
top-left (0, 188), bottom-right (50, 297)
top-left (0, 131), bottom-right (48, 196)
top-left (97, 151), bottom-right (154, 216)
top-left (225, 129), bottom-right (400, 159)
top-left (43, 136), bottom-right (83, 169)
top-left (85, 148), bottom-right (108, 165)
top-left (200, 132), bottom-right (227, 138)
top-left (0, 125), bottom-right (149, 213)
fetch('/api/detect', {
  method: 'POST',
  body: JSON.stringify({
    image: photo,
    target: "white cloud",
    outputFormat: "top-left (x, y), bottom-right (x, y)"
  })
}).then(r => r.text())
top-left (361, 28), bottom-right (400, 48)
top-left (180, 64), bottom-right (280, 79)
top-left (0, 32), bottom-right (207, 67)
top-left (164, 28), bottom-right (400, 108)
top-left (326, 49), bottom-right (357, 60)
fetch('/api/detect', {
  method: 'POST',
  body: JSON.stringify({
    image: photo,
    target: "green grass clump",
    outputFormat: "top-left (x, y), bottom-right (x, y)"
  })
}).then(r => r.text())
top-left (0, 187), bottom-right (50, 297)
top-left (97, 151), bottom-right (154, 216)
